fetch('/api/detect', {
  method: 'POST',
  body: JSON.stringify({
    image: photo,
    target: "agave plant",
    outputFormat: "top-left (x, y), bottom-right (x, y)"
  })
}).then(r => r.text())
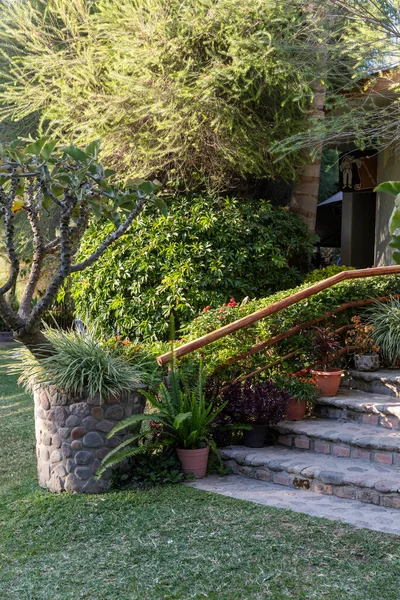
top-left (97, 362), bottom-right (227, 477)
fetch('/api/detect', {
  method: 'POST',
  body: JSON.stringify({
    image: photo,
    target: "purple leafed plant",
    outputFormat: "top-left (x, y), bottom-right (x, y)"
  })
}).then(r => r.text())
top-left (312, 327), bottom-right (341, 371)
top-left (220, 378), bottom-right (290, 425)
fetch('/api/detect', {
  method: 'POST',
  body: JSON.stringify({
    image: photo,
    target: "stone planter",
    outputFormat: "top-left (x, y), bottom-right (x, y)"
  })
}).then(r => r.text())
top-left (354, 353), bottom-right (380, 372)
top-left (34, 387), bottom-right (146, 494)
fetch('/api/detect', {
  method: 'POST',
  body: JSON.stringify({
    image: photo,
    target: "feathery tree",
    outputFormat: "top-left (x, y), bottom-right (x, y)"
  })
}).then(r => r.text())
top-left (0, 137), bottom-right (161, 355)
top-left (0, 0), bottom-right (387, 196)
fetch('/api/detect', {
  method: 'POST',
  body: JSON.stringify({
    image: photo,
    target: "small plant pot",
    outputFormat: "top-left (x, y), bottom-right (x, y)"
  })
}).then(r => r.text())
top-left (310, 368), bottom-right (343, 397)
top-left (176, 447), bottom-right (209, 478)
top-left (243, 424), bottom-right (267, 448)
top-left (354, 353), bottom-right (380, 372)
top-left (286, 398), bottom-right (307, 421)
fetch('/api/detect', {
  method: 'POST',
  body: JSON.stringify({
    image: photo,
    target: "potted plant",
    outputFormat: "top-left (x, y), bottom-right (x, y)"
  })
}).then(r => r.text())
top-left (346, 315), bottom-right (380, 371)
top-left (310, 327), bottom-right (344, 397)
top-left (274, 371), bottom-right (319, 420)
top-left (220, 379), bottom-right (290, 448)
top-left (97, 362), bottom-right (226, 479)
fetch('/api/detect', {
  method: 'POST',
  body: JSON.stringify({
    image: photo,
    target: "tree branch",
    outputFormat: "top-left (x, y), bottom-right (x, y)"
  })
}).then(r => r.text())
top-left (70, 198), bottom-right (144, 273)
top-left (18, 179), bottom-right (46, 318)
top-left (0, 177), bottom-right (20, 296)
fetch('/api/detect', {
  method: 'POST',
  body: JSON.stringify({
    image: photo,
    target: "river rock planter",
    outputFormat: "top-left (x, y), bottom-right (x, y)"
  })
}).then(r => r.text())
top-left (34, 387), bottom-right (146, 494)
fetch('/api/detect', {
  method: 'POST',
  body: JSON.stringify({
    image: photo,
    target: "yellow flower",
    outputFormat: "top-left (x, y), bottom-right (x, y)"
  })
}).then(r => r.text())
top-left (11, 198), bottom-right (25, 214)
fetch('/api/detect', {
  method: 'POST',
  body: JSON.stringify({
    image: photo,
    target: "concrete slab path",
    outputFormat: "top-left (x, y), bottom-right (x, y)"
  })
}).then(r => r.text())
top-left (188, 474), bottom-right (400, 536)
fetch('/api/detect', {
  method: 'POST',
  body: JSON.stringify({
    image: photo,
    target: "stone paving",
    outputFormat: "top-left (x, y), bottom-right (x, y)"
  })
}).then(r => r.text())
top-left (188, 474), bottom-right (400, 536)
top-left (344, 369), bottom-right (400, 396)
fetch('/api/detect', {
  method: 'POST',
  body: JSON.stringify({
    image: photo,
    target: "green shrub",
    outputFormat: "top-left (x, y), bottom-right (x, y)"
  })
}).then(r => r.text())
top-left (72, 195), bottom-right (314, 341)
top-left (177, 274), bottom-right (400, 375)
top-left (303, 265), bottom-right (355, 285)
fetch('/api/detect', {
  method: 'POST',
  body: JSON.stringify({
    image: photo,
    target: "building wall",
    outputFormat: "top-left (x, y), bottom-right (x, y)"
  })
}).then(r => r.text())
top-left (375, 147), bottom-right (398, 266)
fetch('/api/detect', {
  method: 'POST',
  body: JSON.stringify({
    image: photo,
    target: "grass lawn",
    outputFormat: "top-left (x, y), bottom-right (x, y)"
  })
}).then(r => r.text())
top-left (1, 347), bottom-right (400, 600)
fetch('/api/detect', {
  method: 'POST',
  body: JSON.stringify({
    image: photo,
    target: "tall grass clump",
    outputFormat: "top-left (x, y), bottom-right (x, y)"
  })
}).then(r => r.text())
top-left (10, 325), bottom-right (154, 400)
top-left (367, 297), bottom-right (400, 366)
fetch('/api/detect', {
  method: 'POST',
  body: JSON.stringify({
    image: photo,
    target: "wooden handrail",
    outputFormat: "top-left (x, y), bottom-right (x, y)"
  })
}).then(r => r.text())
top-left (157, 266), bottom-right (400, 365)
top-left (214, 294), bottom-right (400, 371)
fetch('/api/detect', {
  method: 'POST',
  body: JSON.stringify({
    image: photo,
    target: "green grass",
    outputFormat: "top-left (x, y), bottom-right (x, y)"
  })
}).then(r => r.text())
top-left (1, 346), bottom-right (400, 600)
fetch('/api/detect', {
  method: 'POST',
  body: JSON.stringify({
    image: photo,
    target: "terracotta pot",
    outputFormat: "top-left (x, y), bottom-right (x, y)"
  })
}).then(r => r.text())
top-left (243, 424), bottom-right (267, 448)
top-left (354, 353), bottom-right (380, 372)
top-left (310, 368), bottom-right (343, 397)
top-left (286, 398), bottom-right (307, 421)
top-left (176, 446), bottom-right (209, 478)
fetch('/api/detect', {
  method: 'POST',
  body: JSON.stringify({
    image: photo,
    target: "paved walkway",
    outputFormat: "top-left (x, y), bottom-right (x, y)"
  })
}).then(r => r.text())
top-left (188, 474), bottom-right (400, 536)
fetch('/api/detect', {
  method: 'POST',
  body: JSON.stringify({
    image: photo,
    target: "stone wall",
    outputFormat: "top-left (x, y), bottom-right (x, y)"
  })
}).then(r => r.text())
top-left (34, 387), bottom-right (146, 493)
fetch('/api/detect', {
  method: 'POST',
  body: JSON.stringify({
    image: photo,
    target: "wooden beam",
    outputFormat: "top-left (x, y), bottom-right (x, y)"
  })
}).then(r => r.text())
top-left (157, 266), bottom-right (400, 366)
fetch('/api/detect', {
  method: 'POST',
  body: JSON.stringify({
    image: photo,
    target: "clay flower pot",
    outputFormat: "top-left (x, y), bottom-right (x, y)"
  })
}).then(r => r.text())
top-left (354, 353), bottom-right (380, 372)
top-left (176, 447), bottom-right (209, 478)
top-left (242, 423), bottom-right (267, 448)
top-left (286, 398), bottom-right (307, 421)
top-left (310, 368), bottom-right (343, 397)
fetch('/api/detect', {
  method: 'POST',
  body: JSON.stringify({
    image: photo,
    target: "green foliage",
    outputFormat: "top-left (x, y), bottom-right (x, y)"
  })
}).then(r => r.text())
top-left (0, 0), bottom-right (333, 190)
top-left (10, 325), bottom-right (152, 399)
top-left (273, 373), bottom-right (319, 404)
top-left (112, 450), bottom-right (184, 490)
top-left (178, 274), bottom-right (400, 375)
top-left (0, 138), bottom-right (160, 229)
top-left (303, 265), bottom-right (355, 285)
top-left (366, 298), bottom-right (400, 367)
top-left (72, 195), bottom-right (314, 341)
top-left (97, 362), bottom-right (225, 476)
top-left (374, 182), bottom-right (400, 264)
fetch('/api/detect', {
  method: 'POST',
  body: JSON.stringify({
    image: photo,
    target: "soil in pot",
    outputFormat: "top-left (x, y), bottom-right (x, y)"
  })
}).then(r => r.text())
top-left (176, 447), bottom-right (209, 478)
top-left (310, 368), bottom-right (343, 397)
top-left (286, 398), bottom-right (307, 421)
top-left (243, 424), bottom-right (267, 448)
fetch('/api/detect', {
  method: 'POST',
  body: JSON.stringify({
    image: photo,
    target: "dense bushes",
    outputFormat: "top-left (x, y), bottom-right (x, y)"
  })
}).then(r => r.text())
top-left (177, 273), bottom-right (400, 375)
top-left (72, 195), bottom-right (314, 341)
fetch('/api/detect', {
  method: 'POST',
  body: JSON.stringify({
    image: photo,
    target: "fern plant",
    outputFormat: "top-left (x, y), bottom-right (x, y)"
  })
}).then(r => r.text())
top-left (97, 362), bottom-right (226, 477)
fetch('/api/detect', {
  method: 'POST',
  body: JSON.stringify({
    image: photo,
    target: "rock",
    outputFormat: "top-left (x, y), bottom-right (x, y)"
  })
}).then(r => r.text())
top-left (96, 420), bottom-right (114, 433)
top-left (40, 447), bottom-right (50, 462)
top-left (52, 434), bottom-right (61, 449)
top-left (107, 436), bottom-right (122, 448)
top-left (70, 402), bottom-right (90, 419)
top-left (40, 461), bottom-right (51, 481)
top-left (96, 448), bottom-right (109, 461)
top-left (71, 440), bottom-right (83, 450)
top-left (91, 459), bottom-right (101, 474)
top-left (54, 464), bottom-right (67, 478)
top-left (66, 459), bottom-right (76, 473)
top-left (71, 426), bottom-right (86, 440)
top-left (40, 395), bottom-right (51, 410)
top-left (82, 416), bottom-right (98, 432)
top-left (83, 432), bottom-right (103, 448)
top-left (82, 479), bottom-right (106, 494)
top-left (58, 427), bottom-right (72, 440)
top-left (75, 450), bottom-right (94, 465)
top-left (75, 467), bottom-right (92, 480)
top-left (48, 473), bottom-right (64, 493)
top-left (48, 406), bottom-right (67, 426)
top-left (64, 473), bottom-right (83, 493)
top-left (50, 450), bottom-right (62, 464)
top-left (42, 434), bottom-right (52, 446)
top-left (104, 405), bottom-right (124, 421)
top-left (66, 415), bottom-right (81, 427)
top-left (61, 443), bottom-right (73, 458)
top-left (91, 407), bottom-right (104, 421)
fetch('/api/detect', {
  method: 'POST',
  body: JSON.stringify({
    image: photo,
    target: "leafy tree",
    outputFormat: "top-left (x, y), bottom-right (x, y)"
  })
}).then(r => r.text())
top-left (0, 0), bottom-right (373, 194)
top-left (72, 195), bottom-right (314, 341)
top-left (0, 137), bottom-right (161, 355)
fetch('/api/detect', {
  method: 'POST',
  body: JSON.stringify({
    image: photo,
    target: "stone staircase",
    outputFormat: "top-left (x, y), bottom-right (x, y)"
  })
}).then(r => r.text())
top-left (221, 370), bottom-right (400, 510)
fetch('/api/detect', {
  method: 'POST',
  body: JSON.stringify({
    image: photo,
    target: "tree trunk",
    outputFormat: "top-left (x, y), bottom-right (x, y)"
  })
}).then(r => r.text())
top-left (13, 327), bottom-right (54, 358)
top-left (290, 82), bottom-right (326, 232)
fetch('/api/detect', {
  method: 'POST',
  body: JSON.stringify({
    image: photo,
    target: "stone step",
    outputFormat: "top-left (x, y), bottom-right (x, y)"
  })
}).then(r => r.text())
top-left (342, 369), bottom-right (400, 397)
top-left (274, 418), bottom-right (400, 465)
top-left (221, 445), bottom-right (400, 509)
top-left (317, 389), bottom-right (400, 430)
